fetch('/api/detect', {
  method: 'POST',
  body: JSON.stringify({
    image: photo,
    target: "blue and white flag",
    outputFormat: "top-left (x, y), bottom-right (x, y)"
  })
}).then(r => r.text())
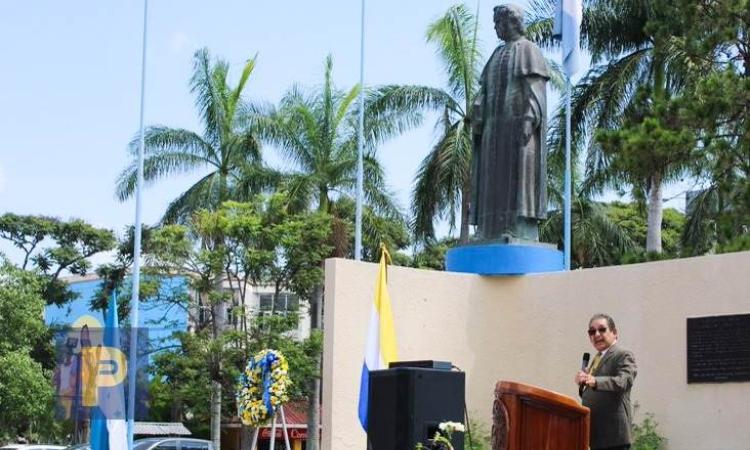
top-left (553, 0), bottom-right (583, 76)
top-left (90, 293), bottom-right (127, 450)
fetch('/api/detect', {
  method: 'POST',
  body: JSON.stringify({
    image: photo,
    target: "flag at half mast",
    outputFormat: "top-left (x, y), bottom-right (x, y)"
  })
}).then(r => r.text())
top-left (357, 244), bottom-right (398, 430)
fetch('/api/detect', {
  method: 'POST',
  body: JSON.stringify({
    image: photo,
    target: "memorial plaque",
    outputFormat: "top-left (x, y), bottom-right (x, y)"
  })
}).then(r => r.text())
top-left (687, 313), bottom-right (750, 383)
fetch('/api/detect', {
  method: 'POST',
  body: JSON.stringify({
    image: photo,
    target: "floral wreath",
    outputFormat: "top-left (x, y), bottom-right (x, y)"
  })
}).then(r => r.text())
top-left (237, 349), bottom-right (290, 426)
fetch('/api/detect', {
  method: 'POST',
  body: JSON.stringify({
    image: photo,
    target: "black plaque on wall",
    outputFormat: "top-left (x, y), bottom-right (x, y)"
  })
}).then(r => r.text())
top-left (687, 313), bottom-right (750, 383)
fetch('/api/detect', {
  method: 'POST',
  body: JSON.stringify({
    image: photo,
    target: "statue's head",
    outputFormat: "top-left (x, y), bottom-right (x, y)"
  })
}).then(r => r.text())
top-left (493, 4), bottom-right (525, 41)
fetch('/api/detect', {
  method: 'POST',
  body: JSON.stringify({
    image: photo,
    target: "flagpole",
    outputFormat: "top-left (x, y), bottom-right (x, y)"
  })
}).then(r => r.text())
top-left (128, 0), bottom-right (148, 448)
top-left (564, 77), bottom-right (572, 271)
top-left (554, 0), bottom-right (580, 271)
top-left (354, 0), bottom-right (366, 261)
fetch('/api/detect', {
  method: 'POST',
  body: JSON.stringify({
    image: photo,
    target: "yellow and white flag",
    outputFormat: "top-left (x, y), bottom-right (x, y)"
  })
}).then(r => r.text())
top-left (357, 244), bottom-right (398, 429)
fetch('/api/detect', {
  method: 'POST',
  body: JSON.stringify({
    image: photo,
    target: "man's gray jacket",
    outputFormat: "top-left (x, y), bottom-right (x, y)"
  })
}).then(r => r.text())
top-left (581, 343), bottom-right (637, 449)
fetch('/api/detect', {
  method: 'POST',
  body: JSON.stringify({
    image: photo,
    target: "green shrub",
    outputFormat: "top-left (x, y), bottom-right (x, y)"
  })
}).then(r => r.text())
top-left (716, 234), bottom-right (750, 254)
top-left (632, 412), bottom-right (667, 450)
top-left (465, 419), bottom-right (491, 450)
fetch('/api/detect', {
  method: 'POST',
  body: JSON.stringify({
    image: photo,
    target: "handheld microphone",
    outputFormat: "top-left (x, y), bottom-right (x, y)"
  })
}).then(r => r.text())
top-left (582, 352), bottom-right (591, 371)
top-left (579, 352), bottom-right (591, 396)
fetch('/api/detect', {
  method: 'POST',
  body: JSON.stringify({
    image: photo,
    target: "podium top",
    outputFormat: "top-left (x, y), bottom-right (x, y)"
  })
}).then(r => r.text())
top-left (496, 380), bottom-right (589, 414)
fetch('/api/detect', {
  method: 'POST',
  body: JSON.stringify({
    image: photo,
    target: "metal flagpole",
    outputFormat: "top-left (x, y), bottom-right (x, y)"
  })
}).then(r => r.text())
top-left (354, 0), bottom-right (366, 261)
top-left (564, 77), bottom-right (572, 271)
top-left (128, 0), bottom-right (148, 448)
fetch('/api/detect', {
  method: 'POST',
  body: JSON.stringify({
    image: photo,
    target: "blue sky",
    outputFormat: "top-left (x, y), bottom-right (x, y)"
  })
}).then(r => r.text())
top-left (0, 1), bottom-right (688, 264)
top-left (0, 1), bottom-right (513, 256)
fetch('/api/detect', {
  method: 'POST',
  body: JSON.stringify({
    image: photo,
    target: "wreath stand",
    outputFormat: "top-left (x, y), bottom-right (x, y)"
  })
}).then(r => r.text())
top-left (249, 403), bottom-right (291, 450)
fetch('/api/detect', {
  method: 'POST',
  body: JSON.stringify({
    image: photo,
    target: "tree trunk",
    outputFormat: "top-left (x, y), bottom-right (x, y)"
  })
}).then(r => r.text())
top-left (210, 271), bottom-right (227, 450)
top-left (646, 174), bottom-right (664, 253)
top-left (306, 377), bottom-right (321, 450)
top-left (306, 284), bottom-right (324, 450)
top-left (309, 283), bottom-right (323, 331)
top-left (210, 380), bottom-right (222, 450)
top-left (459, 179), bottom-right (471, 243)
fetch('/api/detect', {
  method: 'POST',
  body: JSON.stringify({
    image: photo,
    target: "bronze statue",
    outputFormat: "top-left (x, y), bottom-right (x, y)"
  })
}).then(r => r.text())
top-left (470, 4), bottom-right (550, 241)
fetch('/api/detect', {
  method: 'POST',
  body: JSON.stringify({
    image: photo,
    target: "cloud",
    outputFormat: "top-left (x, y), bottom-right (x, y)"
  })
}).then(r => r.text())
top-left (170, 32), bottom-right (194, 53)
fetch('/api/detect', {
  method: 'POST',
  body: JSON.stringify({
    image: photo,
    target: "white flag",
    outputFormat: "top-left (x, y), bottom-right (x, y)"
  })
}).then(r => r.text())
top-left (553, 0), bottom-right (583, 76)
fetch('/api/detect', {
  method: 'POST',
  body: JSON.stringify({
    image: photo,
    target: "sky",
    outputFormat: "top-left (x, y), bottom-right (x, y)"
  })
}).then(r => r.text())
top-left (0, 1), bottom-right (688, 265)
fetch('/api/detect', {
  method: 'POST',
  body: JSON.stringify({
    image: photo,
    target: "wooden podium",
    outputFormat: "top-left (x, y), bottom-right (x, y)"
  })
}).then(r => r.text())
top-left (492, 381), bottom-right (590, 450)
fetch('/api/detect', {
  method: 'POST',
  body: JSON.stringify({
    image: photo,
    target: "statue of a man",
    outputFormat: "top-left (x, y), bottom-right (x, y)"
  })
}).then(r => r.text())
top-left (470, 4), bottom-right (550, 241)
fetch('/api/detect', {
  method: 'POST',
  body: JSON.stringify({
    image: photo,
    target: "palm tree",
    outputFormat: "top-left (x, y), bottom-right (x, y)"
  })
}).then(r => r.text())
top-left (526, 0), bottom-right (701, 253)
top-left (261, 56), bottom-right (414, 220)
top-left (116, 48), bottom-right (277, 450)
top-left (261, 52), bottom-right (412, 316)
top-left (257, 55), bottom-right (420, 450)
top-left (367, 4), bottom-right (482, 243)
top-left (116, 48), bottom-right (275, 223)
top-left (541, 194), bottom-right (636, 268)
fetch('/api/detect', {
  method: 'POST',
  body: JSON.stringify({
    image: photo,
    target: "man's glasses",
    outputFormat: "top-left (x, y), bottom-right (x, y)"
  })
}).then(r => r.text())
top-left (588, 327), bottom-right (608, 336)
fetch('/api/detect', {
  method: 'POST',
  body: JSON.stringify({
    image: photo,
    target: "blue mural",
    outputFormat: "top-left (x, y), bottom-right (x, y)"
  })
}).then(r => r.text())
top-left (47, 276), bottom-right (189, 422)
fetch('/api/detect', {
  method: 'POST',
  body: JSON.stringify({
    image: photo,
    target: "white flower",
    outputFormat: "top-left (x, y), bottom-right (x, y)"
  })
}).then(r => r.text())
top-left (438, 421), bottom-right (465, 433)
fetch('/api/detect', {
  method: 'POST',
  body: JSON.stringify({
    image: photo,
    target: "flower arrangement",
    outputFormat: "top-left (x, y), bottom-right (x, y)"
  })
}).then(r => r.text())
top-left (415, 421), bottom-right (466, 450)
top-left (236, 348), bottom-right (290, 426)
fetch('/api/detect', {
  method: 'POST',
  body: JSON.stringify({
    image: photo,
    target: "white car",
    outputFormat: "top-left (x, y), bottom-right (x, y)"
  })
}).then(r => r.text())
top-left (0, 445), bottom-right (67, 450)
top-left (132, 438), bottom-right (213, 450)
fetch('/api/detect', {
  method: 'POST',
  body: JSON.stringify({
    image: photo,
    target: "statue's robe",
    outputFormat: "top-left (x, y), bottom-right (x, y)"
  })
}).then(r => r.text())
top-left (470, 37), bottom-right (550, 240)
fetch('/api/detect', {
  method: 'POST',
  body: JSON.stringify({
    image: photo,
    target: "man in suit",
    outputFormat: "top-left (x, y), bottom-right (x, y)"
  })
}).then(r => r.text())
top-left (575, 314), bottom-right (637, 450)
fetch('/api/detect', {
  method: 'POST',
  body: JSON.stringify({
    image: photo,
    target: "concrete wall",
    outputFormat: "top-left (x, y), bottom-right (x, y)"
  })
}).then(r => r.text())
top-left (322, 251), bottom-right (750, 450)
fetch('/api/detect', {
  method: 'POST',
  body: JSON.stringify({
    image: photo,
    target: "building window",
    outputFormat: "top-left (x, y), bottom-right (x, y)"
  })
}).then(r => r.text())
top-left (260, 294), bottom-right (274, 311)
top-left (259, 293), bottom-right (298, 314)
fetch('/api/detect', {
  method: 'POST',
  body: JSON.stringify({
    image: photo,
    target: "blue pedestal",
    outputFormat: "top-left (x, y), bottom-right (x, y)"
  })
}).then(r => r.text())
top-left (445, 243), bottom-right (564, 276)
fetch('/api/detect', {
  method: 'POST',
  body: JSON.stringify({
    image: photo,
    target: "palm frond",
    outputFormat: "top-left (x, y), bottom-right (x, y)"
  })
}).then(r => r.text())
top-left (526, 0), bottom-right (558, 49)
top-left (116, 127), bottom-right (215, 201)
top-left (229, 54), bottom-right (257, 119)
top-left (161, 172), bottom-right (222, 224)
top-left (190, 48), bottom-right (228, 145)
top-left (682, 186), bottom-right (718, 253)
top-left (426, 4), bottom-right (481, 103)
top-left (584, 0), bottom-right (652, 63)
top-left (411, 121), bottom-right (471, 241)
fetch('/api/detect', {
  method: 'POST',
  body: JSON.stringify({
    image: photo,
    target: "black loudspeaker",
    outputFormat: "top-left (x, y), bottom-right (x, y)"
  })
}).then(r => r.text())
top-left (367, 367), bottom-right (465, 450)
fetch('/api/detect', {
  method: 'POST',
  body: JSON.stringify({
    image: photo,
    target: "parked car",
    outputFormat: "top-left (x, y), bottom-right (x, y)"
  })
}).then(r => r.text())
top-left (0, 445), bottom-right (67, 450)
top-left (133, 438), bottom-right (212, 450)
top-left (62, 444), bottom-right (90, 450)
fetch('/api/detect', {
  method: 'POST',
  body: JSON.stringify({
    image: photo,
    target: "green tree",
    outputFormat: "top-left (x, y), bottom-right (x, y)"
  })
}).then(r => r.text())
top-left (595, 90), bottom-right (695, 253)
top-left (328, 197), bottom-right (411, 262)
top-left (260, 55), bottom-right (411, 222)
top-left (144, 197), bottom-right (331, 450)
top-left (541, 196), bottom-right (636, 268)
top-left (527, 0), bottom-right (700, 253)
top-left (645, 0), bottom-right (750, 254)
top-left (116, 48), bottom-right (275, 223)
top-left (606, 201), bottom-right (685, 256)
top-left (369, 5), bottom-right (482, 243)
top-left (0, 213), bottom-right (115, 305)
top-left (259, 56), bottom-right (418, 448)
top-left (0, 260), bottom-right (55, 440)
top-left (411, 237), bottom-right (460, 271)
